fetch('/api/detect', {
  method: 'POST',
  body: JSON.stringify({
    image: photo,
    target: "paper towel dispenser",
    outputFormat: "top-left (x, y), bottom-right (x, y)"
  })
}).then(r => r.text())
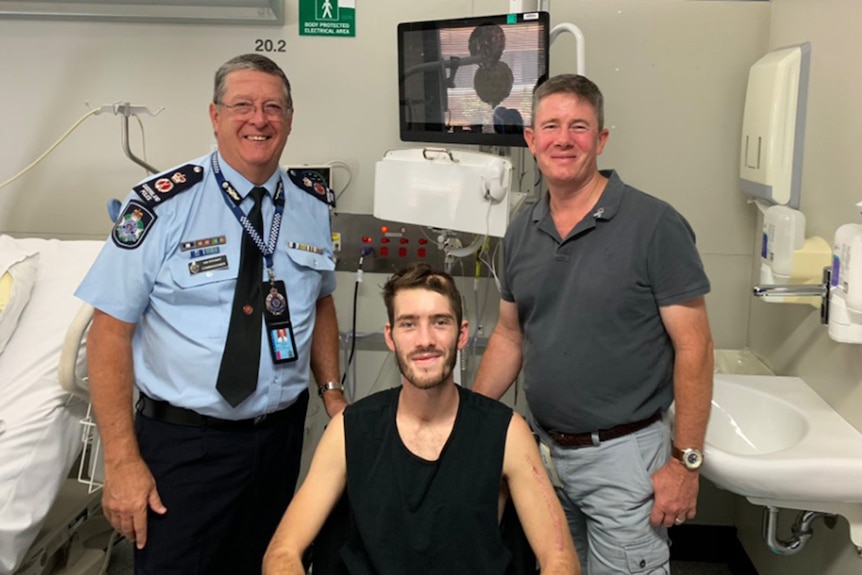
top-left (739, 42), bottom-right (811, 209)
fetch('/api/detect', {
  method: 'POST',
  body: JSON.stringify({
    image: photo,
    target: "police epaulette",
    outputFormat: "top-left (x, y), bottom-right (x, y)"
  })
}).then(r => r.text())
top-left (133, 163), bottom-right (205, 209)
top-left (288, 169), bottom-right (336, 208)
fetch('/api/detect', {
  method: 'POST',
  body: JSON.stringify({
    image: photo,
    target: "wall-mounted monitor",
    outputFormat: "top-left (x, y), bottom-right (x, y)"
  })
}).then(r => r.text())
top-left (397, 12), bottom-right (550, 148)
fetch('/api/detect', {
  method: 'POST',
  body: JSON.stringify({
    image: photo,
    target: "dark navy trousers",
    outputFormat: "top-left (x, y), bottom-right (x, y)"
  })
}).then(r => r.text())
top-left (132, 390), bottom-right (308, 575)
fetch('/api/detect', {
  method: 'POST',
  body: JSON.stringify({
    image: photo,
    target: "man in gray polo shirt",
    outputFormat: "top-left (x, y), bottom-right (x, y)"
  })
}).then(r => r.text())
top-left (473, 74), bottom-right (714, 574)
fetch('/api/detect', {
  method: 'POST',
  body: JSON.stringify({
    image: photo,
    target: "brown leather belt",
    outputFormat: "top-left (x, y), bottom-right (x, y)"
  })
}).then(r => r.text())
top-left (547, 411), bottom-right (662, 448)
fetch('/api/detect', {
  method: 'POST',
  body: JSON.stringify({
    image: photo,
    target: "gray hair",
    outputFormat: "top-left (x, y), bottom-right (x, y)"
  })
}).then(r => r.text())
top-left (213, 53), bottom-right (293, 110)
top-left (532, 74), bottom-right (604, 130)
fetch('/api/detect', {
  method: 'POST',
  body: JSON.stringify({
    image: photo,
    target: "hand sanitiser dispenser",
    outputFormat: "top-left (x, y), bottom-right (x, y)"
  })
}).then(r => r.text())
top-left (739, 43), bottom-right (811, 208)
top-left (758, 205), bottom-right (832, 304)
top-left (761, 205), bottom-right (805, 284)
top-left (828, 209), bottom-right (862, 344)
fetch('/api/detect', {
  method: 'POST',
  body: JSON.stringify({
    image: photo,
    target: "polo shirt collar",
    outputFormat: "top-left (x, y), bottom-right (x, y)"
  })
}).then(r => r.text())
top-left (590, 169), bottom-right (624, 222)
top-left (531, 169), bottom-right (625, 226)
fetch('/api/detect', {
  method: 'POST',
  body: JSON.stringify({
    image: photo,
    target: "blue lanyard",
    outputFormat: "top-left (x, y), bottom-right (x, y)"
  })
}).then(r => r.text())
top-left (211, 152), bottom-right (284, 280)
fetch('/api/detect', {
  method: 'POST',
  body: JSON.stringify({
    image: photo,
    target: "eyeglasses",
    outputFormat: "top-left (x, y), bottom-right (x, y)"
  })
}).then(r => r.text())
top-left (218, 101), bottom-right (290, 119)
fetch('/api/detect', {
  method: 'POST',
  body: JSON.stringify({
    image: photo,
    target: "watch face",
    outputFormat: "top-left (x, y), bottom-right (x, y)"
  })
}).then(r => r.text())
top-left (683, 449), bottom-right (703, 470)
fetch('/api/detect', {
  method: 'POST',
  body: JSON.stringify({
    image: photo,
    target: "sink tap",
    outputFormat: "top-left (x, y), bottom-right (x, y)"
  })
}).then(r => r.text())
top-left (752, 284), bottom-right (827, 298)
top-left (752, 267), bottom-right (832, 324)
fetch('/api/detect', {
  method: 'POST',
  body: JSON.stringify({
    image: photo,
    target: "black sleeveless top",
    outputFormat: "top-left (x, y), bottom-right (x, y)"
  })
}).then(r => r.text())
top-left (341, 385), bottom-right (514, 574)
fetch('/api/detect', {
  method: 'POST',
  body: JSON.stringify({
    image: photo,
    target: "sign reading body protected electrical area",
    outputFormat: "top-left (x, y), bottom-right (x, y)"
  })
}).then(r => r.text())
top-left (299, 0), bottom-right (355, 37)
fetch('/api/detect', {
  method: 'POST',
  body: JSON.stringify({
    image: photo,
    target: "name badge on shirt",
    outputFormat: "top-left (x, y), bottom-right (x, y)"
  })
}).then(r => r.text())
top-left (188, 255), bottom-right (229, 275)
top-left (262, 280), bottom-right (298, 364)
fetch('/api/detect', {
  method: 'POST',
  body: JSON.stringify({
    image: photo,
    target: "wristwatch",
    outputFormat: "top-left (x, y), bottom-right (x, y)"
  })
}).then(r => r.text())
top-left (672, 445), bottom-right (704, 471)
top-left (318, 381), bottom-right (344, 398)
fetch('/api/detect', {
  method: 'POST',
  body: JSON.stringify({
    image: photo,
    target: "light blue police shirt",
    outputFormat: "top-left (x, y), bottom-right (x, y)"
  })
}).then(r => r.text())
top-left (75, 152), bottom-right (336, 419)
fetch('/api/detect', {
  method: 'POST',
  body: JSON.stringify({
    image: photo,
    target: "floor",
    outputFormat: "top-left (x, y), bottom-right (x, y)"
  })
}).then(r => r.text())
top-left (105, 539), bottom-right (736, 574)
top-left (672, 562), bottom-right (734, 575)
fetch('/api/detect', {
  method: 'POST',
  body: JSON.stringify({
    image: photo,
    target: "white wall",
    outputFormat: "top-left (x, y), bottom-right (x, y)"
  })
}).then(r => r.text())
top-left (739, 0), bottom-right (862, 572)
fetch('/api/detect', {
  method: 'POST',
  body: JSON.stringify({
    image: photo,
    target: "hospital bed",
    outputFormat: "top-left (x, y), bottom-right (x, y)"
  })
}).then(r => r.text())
top-left (0, 236), bottom-right (110, 575)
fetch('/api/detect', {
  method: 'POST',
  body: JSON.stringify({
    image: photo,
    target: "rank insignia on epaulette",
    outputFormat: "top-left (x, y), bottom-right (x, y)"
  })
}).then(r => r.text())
top-left (112, 201), bottom-right (156, 249)
top-left (288, 169), bottom-right (336, 208)
top-left (134, 164), bottom-right (204, 208)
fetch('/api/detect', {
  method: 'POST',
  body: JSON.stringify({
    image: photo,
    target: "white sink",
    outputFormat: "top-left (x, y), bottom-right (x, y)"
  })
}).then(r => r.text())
top-left (708, 377), bottom-right (808, 456)
top-left (700, 373), bottom-right (862, 503)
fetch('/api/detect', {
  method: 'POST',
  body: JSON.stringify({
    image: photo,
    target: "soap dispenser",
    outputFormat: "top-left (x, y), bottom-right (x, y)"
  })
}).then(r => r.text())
top-left (828, 211), bottom-right (862, 343)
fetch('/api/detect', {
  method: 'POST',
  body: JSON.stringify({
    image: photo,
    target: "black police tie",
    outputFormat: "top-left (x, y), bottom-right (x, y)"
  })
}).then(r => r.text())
top-left (216, 186), bottom-right (266, 407)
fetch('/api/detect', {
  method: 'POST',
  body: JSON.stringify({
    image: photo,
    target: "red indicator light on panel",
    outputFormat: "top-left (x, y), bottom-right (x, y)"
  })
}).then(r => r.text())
top-left (380, 237), bottom-right (390, 244)
top-left (399, 238), bottom-right (409, 244)
top-left (399, 247), bottom-right (407, 257)
top-left (381, 226), bottom-right (389, 234)
top-left (418, 248), bottom-right (426, 258)
top-left (418, 238), bottom-right (428, 245)
top-left (380, 247), bottom-right (389, 257)
top-left (361, 236), bottom-right (372, 244)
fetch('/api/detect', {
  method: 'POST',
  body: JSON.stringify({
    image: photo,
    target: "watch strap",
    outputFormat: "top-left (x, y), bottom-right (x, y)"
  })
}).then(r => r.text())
top-left (318, 381), bottom-right (344, 398)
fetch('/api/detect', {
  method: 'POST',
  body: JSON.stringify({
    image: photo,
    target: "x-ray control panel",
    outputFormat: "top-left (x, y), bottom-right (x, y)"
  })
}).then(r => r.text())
top-left (330, 213), bottom-right (498, 277)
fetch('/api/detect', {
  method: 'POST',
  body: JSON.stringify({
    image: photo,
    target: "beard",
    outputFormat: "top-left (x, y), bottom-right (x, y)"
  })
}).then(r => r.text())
top-left (393, 341), bottom-right (459, 390)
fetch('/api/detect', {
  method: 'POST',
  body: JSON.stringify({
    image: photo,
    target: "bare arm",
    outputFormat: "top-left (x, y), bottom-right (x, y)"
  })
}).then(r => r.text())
top-left (87, 309), bottom-right (165, 548)
top-left (650, 297), bottom-right (714, 527)
top-left (310, 295), bottom-right (346, 417)
top-left (263, 412), bottom-right (348, 575)
top-left (472, 300), bottom-right (523, 400)
top-left (504, 415), bottom-right (580, 574)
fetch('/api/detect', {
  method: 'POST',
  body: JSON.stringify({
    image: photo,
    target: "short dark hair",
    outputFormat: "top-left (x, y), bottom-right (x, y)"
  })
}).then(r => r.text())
top-left (383, 263), bottom-right (463, 327)
top-left (213, 53), bottom-right (293, 111)
top-left (532, 73), bottom-right (604, 130)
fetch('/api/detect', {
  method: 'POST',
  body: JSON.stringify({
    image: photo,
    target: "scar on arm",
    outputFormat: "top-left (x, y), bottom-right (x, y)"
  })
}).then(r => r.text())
top-left (528, 456), bottom-right (566, 551)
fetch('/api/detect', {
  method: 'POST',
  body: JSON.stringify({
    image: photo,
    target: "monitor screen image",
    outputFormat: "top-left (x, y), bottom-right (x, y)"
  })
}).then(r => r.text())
top-left (397, 12), bottom-right (550, 148)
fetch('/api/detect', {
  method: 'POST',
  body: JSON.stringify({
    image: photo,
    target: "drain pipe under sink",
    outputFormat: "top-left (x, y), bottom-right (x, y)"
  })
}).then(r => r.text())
top-left (763, 506), bottom-right (838, 555)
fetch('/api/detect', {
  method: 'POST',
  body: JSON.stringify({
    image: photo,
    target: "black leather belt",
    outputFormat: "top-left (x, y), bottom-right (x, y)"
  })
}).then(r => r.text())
top-left (547, 411), bottom-right (663, 448)
top-left (136, 393), bottom-right (300, 432)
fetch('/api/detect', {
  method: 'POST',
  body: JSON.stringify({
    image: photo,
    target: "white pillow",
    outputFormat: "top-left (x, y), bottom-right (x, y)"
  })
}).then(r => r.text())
top-left (0, 236), bottom-right (40, 356)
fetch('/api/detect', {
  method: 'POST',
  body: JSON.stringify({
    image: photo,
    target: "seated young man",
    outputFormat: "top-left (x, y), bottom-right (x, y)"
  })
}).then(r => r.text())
top-left (263, 263), bottom-right (578, 575)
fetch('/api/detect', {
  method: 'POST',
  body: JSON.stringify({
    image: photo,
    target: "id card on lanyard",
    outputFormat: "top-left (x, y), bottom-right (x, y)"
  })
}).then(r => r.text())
top-left (262, 280), bottom-right (297, 362)
top-left (212, 152), bottom-right (298, 364)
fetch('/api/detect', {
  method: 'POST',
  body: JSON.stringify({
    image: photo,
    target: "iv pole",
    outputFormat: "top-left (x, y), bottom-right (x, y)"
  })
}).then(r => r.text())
top-left (93, 102), bottom-right (163, 175)
top-left (513, 0), bottom-right (586, 75)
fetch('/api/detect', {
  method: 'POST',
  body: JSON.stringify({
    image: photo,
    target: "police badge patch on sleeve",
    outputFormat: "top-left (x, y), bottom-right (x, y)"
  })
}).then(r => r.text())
top-left (287, 169), bottom-right (336, 208)
top-left (133, 164), bottom-right (204, 208)
top-left (112, 201), bottom-right (156, 249)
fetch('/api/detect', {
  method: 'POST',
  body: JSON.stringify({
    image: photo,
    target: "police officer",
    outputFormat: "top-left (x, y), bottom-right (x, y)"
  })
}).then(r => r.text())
top-left (76, 54), bottom-right (345, 574)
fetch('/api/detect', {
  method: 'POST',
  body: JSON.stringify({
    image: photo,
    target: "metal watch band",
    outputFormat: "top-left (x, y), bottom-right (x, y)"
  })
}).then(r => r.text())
top-left (318, 381), bottom-right (344, 398)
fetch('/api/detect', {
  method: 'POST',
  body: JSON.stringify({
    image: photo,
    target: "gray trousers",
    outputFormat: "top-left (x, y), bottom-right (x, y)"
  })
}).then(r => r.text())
top-left (532, 416), bottom-right (672, 575)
